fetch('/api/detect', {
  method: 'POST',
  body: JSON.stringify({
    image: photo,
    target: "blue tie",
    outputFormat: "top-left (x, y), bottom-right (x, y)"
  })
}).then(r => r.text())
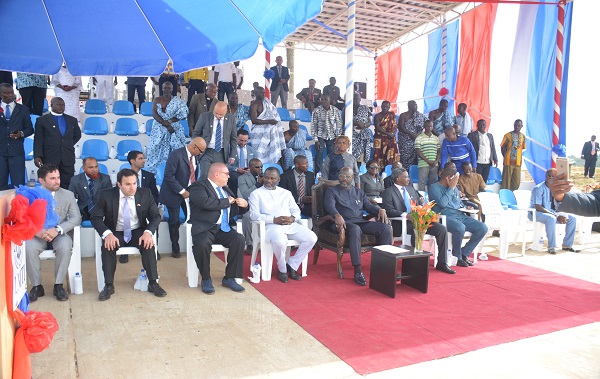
top-left (123, 197), bottom-right (132, 243)
top-left (402, 187), bottom-right (412, 212)
top-left (216, 187), bottom-right (230, 232)
top-left (4, 104), bottom-right (10, 120)
top-left (239, 147), bottom-right (245, 168)
top-left (215, 119), bottom-right (222, 152)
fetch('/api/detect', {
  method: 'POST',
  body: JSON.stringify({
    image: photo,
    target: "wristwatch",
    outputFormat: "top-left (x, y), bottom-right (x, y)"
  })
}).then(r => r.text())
top-left (55, 226), bottom-right (63, 235)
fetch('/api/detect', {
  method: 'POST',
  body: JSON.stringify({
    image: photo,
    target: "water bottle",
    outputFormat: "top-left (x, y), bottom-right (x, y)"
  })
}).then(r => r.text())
top-left (73, 272), bottom-right (83, 294)
top-left (134, 269), bottom-right (148, 291)
top-left (139, 121), bottom-right (146, 134)
top-left (110, 170), bottom-right (117, 185)
top-left (423, 192), bottom-right (429, 204)
top-left (109, 145), bottom-right (117, 159)
top-left (109, 121), bottom-right (115, 133)
top-left (28, 170), bottom-right (36, 187)
top-left (75, 144), bottom-right (81, 159)
top-left (248, 262), bottom-right (261, 283)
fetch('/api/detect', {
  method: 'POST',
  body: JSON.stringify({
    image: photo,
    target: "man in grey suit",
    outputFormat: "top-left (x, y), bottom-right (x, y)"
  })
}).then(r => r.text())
top-left (227, 128), bottom-right (256, 197)
top-left (237, 158), bottom-right (264, 253)
top-left (188, 83), bottom-right (217, 136)
top-left (551, 173), bottom-right (600, 216)
top-left (27, 164), bottom-right (81, 302)
top-left (158, 137), bottom-right (207, 258)
top-left (68, 157), bottom-right (113, 221)
top-left (193, 101), bottom-right (237, 178)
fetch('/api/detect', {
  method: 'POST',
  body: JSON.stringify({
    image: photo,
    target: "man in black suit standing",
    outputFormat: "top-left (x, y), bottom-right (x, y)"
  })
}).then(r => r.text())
top-left (159, 137), bottom-right (207, 258)
top-left (192, 101), bottom-right (237, 178)
top-left (189, 162), bottom-right (247, 295)
top-left (119, 150), bottom-right (160, 263)
top-left (278, 155), bottom-right (315, 218)
top-left (270, 56), bottom-right (290, 108)
top-left (91, 169), bottom-right (166, 301)
top-left (68, 157), bottom-right (113, 221)
top-left (33, 97), bottom-right (81, 189)
top-left (296, 79), bottom-right (322, 114)
top-left (0, 83), bottom-right (34, 190)
top-left (467, 119), bottom-right (498, 183)
top-left (581, 135), bottom-right (599, 178)
top-left (381, 168), bottom-right (455, 274)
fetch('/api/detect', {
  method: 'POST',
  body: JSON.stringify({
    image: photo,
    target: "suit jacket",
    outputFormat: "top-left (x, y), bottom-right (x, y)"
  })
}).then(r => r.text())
top-left (68, 172), bottom-right (113, 213)
top-left (582, 141), bottom-right (599, 161)
top-left (192, 111), bottom-right (237, 161)
top-left (188, 177), bottom-right (245, 236)
top-left (381, 184), bottom-right (422, 218)
top-left (558, 190), bottom-right (600, 217)
top-left (467, 131), bottom-right (498, 165)
top-left (158, 146), bottom-right (199, 208)
top-left (0, 103), bottom-right (34, 156)
top-left (269, 65), bottom-right (290, 92)
top-left (278, 169), bottom-right (315, 204)
top-left (91, 187), bottom-right (161, 236)
top-left (51, 187), bottom-right (82, 234)
top-left (228, 144), bottom-right (256, 172)
top-left (34, 113), bottom-right (81, 165)
top-left (140, 169), bottom-right (159, 204)
top-left (237, 171), bottom-right (261, 200)
top-left (188, 94), bottom-right (217, 131)
top-left (296, 87), bottom-right (322, 103)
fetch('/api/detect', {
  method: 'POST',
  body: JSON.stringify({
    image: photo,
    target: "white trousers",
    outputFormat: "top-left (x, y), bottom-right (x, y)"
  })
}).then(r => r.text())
top-left (95, 76), bottom-right (115, 111)
top-left (266, 222), bottom-right (317, 272)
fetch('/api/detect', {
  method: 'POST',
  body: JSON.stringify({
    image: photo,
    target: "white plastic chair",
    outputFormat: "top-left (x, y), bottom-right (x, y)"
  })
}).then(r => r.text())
top-left (37, 226), bottom-right (81, 293)
top-left (477, 192), bottom-right (525, 259)
top-left (250, 219), bottom-right (309, 281)
top-left (515, 189), bottom-right (567, 251)
top-left (390, 213), bottom-right (446, 267)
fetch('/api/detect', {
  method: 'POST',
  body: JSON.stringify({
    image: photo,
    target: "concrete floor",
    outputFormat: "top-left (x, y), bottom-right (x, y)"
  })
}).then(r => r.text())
top-left (29, 233), bottom-right (600, 379)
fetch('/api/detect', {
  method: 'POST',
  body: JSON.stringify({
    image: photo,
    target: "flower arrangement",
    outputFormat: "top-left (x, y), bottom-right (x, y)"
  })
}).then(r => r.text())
top-left (408, 200), bottom-right (439, 252)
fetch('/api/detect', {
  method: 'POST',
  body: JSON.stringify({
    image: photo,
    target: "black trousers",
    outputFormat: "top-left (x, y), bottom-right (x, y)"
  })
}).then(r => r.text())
top-left (192, 224), bottom-right (244, 280)
top-left (187, 79), bottom-right (205, 106)
top-left (101, 228), bottom-right (159, 283)
top-left (19, 86), bottom-right (47, 116)
top-left (127, 84), bottom-right (145, 112)
top-left (476, 163), bottom-right (491, 184)
top-left (166, 201), bottom-right (187, 254)
top-left (330, 221), bottom-right (392, 266)
top-left (392, 220), bottom-right (447, 264)
top-left (0, 154), bottom-right (25, 190)
top-left (584, 157), bottom-right (597, 178)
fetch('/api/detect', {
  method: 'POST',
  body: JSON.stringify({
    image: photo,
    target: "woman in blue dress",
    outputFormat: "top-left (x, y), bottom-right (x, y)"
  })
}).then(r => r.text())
top-left (283, 120), bottom-right (313, 170)
top-left (227, 91), bottom-right (250, 130)
top-left (146, 82), bottom-right (188, 173)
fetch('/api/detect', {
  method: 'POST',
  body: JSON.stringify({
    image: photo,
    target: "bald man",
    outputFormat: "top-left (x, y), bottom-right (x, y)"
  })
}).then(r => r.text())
top-left (193, 101), bottom-right (237, 178)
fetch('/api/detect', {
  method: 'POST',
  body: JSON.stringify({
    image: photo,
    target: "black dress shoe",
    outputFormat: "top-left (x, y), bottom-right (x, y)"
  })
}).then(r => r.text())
top-left (286, 264), bottom-right (302, 281)
top-left (148, 282), bottom-right (167, 297)
top-left (354, 272), bottom-right (367, 286)
top-left (119, 255), bottom-right (129, 263)
top-left (172, 251), bottom-right (181, 258)
top-left (492, 230), bottom-right (500, 237)
top-left (456, 259), bottom-right (469, 267)
top-left (462, 256), bottom-right (474, 266)
top-left (157, 252), bottom-right (161, 261)
top-left (277, 271), bottom-right (288, 283)
top-left (29, 285), bottom-right (45, 302)
top-left (435, 264), bottom-right (456, 274)
top-left (562, 246), bottom-right (581, 253)
top-left (99, 284), bottom-right (115, 301)
top-left (244, 245), bottom-right (253, 255)
top-left (53, 284), bottom-right (69, 301)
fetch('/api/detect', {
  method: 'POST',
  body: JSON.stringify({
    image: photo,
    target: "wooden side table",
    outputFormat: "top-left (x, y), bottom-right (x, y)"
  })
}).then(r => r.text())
top-left (369, 245), bottom-right (432, 298)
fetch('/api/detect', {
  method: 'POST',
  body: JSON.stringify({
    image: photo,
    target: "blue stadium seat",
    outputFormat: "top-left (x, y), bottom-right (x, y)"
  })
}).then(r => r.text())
top-left (299, 124), bottom-right (313, 141)
top-left (120, 163), bottom-right (131, 170)
top-left (81, 139), bottom-right (109, 161)
top-left (155, 162), bottom-right (167, 187)
top-left (79, 163), bottom-right (109, 175)
top-left (242, 122), bottom-right (250, 133)
top-left (145, 119), bottom-right (153, 136)
top-left (84, 99), bottom-right (107, 115)
top-left (116, 140), bottom-right (143, 161)
top-left (140, 102), bottom-right (153, 116)
top-left (81, 220), bottom-right (93, 228)
top-left (487, 166), bottom-right (503, 185)
top-left (42, 99), bottom-right (48, 113)
top-left (359, 164), bottom-right (367, 175)
top-left (262, 163), bottom-right (283, 174)
top-left (112, 100), bottom-right (135, 116)
top-left (384, 164), bottom-right (392, 177)
top-left (277, 108), bottom-right (293, 121)
top-left (499, 189), bottom-right (519, 210)
top-left (163, 206), bottom-right (186, 224)
top-left (114, 117), bottom-right (139, 136)
top-left (83, 117), bottom-right (109, 135)
top-left (24, 138), bottom-right (34, 161)
top-left (294, 108), bottom-right (311, 122)
top-left (180, 119), bottom-right (189, 136)
top-left (30, 114), bottom-right (39, 129)
top-left (409, 165), bottom-right (419, 184)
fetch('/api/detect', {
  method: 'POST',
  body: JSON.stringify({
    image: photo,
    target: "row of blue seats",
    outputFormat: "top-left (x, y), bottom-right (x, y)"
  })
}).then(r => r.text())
top-left (84, 99), bottom-right (147, 116)
top-left (76, 139), bottom-right (143, 162)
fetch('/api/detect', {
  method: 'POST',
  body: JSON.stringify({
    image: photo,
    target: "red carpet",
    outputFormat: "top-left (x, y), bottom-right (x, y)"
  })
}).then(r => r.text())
top-left (244, 251), bottom-right (600, 375)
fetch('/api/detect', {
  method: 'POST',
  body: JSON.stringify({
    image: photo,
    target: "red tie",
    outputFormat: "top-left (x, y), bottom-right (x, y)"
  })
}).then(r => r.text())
top-left (189, 156), bottom-right (196, 184)
top-left (592, 143), bottom-right (596, 156)
top-left (309, 89), bottom-right (314, 102)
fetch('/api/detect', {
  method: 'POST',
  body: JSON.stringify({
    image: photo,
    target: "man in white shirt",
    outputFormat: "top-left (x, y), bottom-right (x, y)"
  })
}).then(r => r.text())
top-left (234, 61), bottom-right (244, 90)
top-left (467, 119), bottom-right (498, 183)
top-left (27, 164), bottom-right (82, 301)
top-left (249, 167), bottom-right (317, 283)
top-left (213, 62), bottom-right (237, 102)
top-left (454, 103), bottom-right (473, 138)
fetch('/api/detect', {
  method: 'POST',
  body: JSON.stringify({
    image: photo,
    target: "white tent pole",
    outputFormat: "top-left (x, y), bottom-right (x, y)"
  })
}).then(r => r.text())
top-left (344, 0), bottom-right (356, 153)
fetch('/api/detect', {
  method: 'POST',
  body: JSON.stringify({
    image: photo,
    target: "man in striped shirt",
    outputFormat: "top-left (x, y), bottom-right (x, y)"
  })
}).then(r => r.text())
top-left (440, 127), bottom-right (477, 175)
top-left (414, 120), bottom-right (440, 191)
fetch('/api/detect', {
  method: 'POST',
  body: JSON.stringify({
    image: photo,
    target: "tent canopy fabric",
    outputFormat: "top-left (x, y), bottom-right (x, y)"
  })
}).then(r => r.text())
top-left (0, 0), bottom-right (323, 76)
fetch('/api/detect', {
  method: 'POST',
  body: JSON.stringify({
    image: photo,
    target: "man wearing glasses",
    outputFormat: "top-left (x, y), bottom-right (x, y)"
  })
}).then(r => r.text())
top-left (159, 137), bottom-right (207, 258)
top-left (238, 158), bottom-right (264, 253)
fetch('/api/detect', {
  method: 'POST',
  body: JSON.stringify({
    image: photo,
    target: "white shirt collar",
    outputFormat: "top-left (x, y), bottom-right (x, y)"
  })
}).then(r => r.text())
top-left (50, 111), bottom-right (64, 116)
top-left (119, 189), bottom-right (133, 200)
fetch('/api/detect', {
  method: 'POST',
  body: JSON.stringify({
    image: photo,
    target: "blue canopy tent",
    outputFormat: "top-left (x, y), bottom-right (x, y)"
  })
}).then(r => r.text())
top-left (0, 0), bottom-right (323, 75)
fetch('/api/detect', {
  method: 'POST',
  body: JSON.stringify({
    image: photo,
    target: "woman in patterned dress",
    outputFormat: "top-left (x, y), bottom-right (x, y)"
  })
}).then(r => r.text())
top-left (227, 91), bottom-right (250, 130)
top-left (283, 120), bottom-right (313, 170)
top-left (146, 82), bottom-right (188, 173)
top-left (349, 93), bottom-right (373, 166)
top-left (373, 100), bottom-right (399, 168)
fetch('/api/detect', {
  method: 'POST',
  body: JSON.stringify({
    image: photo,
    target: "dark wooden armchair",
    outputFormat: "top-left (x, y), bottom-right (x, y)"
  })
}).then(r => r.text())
top-left (311, 179), bottom-right (381, 279)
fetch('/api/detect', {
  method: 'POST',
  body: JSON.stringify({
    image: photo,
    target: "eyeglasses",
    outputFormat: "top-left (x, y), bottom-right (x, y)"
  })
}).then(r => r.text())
top-left (219, 171), bottom-right (230, 176)
top-left (194, 144), bottom-right (204, 154)
top-left (253, 165), bottom-right (263, 169)
top-left (368, 166), bottom-right (379, 169)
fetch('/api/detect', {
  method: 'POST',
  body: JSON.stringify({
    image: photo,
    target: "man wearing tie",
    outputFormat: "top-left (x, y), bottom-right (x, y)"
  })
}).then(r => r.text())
top-left (193, 101), bottom-right (237, 178)
top-left (278, 155), bottom-right (315, 218)
top-left (189, 163), bottom-right (248, 294)
top-left (159, 137), bottom-right (207, 258)
top-left (227, 129), bottom-right (256, 197)
top-left (33, 97), bottom-right (81, 189)
top-left (0, 83), bottom-right (34, 190)
top-left (68, 157), bottom-right (113, 221)
top-left (91, 169), bottom-right (166, 301)
top-left (269, 56), bottom-right (290, 108)
top-left (381, 168), bottom-right (455, 274)
top-left (581, 135), bottom-right (599, 179)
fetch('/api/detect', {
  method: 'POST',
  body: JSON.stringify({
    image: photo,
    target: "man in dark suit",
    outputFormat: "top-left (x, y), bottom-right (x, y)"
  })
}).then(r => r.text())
top-left (159, 137), bottom-right (207, 258)
top-left (91, 169), bottom-right (166, 301)
top-left (295, 79), bottom-right (322, 113)
top-left (270, 56), bottom-right (290, 108)
top-left (227, 129), bottom-right (256, 197)
top-left (278, 155), bottom-right (315, 218)
top-left (467, 119), bottom-right (498, 183)
top-left (192, 101), bottom-right (237, 178)
top-left (581, 135), bottom-right (599, 178)
top-left (551, 173), bottom-right (600, 216)
top-left (381, 168), bottom-right (455, 274)
top-left (189, 162), bottom-right (247, 294)
top-left (238, 158), bottom-right (264, 252)
top-left (119, 150), bottom-right (160, 263)
top-left (68, 157), bottom-right (113, 221)
top-left (188, 83), bottom-right (217, 136)
top-left (0, 83), bottom-right (34, 190)
top-left (33, 97), bottom-right (81, 189)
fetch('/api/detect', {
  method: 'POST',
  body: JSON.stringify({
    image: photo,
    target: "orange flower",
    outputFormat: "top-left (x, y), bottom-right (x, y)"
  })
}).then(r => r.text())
top-left (408, 201), bottom-right (439, 233)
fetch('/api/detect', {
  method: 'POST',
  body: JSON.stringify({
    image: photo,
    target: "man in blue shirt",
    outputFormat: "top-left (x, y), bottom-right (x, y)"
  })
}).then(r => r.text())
top-left (440, 127), bottom-right (477, 175)
top-left (429, 163), bottom-right (488, 266)
top-left (529, 168), bottom-right (579, 254)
